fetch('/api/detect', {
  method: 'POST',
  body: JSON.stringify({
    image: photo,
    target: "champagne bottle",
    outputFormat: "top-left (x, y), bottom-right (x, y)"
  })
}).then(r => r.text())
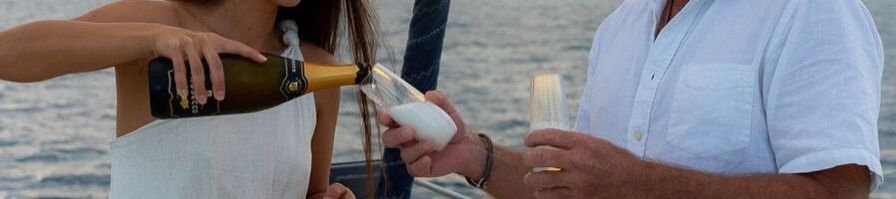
top-left (148, 53), bottom-right (369, 119)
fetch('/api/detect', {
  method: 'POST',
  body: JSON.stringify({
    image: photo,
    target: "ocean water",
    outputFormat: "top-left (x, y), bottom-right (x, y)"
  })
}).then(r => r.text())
top-left (0, 0), bottom-right (894, 198)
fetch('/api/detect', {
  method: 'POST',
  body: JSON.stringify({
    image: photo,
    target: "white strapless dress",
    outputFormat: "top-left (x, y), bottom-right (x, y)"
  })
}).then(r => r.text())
top-left (109, 20), bottom-right (317, 199)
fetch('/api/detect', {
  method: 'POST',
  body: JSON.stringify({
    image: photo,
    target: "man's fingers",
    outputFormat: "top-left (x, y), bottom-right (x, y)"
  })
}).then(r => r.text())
top-left (185, 43), bottom-right (207, 104)
top-left (382, 127), bottom-right (416, 147)
top-left (424, 90), bottom-right (460, 118)
top-left (524, 171), bottom-right (573, 192)
top-left (406, 155), bottom-right (433, 177)
top-left (525, 172), bottom-right (576, 199)
top-left (203, 47), bottom-right (225, 101)
top-left (524, 129), bottom-right (587, 150)
top-left (533, 186), bottom-right (573, 199)
top-left (401, 139), bottom-right (435, 163)
top-left (522, 147), bottom-right (568, 169)
top-left (378, 111), bottom-right (400, 128)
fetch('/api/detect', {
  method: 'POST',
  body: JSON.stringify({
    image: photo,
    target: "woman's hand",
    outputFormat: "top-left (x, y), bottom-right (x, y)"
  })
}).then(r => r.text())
top-left (151, 26), bottom-right (267, 104)
top-left (323, 183), bottom-right (355, 199)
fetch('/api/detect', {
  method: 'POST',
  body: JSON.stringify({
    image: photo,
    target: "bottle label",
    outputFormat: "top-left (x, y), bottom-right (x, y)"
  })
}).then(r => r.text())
top-left (164, 69), bottom-right (222, 117)
top-left (279, 59), bottom-right (308, 99)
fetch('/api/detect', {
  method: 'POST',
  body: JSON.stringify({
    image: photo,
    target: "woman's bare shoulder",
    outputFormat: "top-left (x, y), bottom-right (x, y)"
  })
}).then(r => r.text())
top-left (299, 43), bottom-right (339, 65)
top-left (300, 43), bottom-right (343, 109)
top-left (75, 0), bottom-right (182, 26)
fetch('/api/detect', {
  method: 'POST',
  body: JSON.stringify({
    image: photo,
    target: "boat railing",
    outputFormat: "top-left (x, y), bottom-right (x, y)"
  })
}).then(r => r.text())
top-left (330, 160), bottom-right (473, 199)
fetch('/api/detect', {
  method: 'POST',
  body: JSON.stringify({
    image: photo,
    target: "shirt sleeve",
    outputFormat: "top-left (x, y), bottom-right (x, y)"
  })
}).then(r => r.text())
top-left (764, 0), bottom-right (884, 191)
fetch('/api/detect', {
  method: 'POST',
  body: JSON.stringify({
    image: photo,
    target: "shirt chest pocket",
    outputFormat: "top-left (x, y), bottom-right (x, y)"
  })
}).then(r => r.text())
top-left (667, 64), bottom-right (755, 157)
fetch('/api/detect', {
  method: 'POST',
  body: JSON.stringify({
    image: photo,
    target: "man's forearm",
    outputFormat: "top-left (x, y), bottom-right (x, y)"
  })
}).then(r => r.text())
top-left (460, 137), bottom-right (534, 199)
top-left (640, 163), bottom-right (870, 199)
top-left (484, 146), bottom-right (535, 199)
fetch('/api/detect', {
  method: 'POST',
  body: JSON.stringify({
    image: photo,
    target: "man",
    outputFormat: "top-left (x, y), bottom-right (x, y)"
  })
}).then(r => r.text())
top-left (382, 0), bottom-right (883, 198)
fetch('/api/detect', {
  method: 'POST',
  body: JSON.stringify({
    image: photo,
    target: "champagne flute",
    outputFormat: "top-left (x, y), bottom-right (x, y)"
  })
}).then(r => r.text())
top-left (529, 74), bottom-right (569, 172)
top-left (359, 65), bottom-right (457, 150)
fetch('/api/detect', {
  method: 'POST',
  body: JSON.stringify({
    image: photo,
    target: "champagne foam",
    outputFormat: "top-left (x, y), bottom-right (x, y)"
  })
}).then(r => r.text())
top-left (389, 102), bottom-right (458, 150)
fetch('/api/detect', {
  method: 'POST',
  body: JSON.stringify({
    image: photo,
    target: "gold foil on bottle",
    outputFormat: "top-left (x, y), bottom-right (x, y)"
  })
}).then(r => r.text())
top-left (180, 98), bottom-right (189, 109)
top-left (288, 81), bottom-right (299, 92)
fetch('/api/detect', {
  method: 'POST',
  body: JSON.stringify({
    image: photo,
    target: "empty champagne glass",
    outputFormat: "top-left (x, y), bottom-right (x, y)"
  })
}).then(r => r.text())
top-left (360, 64), bottom-right (457, 150)
top-left (529, 73), bottom-right (569, 172)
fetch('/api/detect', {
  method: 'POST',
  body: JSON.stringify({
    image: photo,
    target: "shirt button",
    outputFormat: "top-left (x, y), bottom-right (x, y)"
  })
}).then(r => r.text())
top-left (633, 130), bottom-right (644, 141)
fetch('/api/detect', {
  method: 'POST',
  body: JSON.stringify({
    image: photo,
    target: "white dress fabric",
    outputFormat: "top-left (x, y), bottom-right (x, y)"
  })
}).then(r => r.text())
top-left (110, 20), bottom-right (317, 198)
top-left (575, 0), bottom-right (883, 190)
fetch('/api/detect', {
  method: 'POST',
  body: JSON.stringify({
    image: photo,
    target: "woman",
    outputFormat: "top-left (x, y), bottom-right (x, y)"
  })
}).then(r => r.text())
top-left (0, 0), bottom-right (378, 198)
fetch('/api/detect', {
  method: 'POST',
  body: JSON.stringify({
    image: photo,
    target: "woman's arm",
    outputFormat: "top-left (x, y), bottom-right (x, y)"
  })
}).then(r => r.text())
top-left (0, 20), bottom-right (159, 82)
top-left (0, 1), bottom-right (264, 103)
top-left (0, 1), bottom-right (172, 82)
top-left (307, 87), bottom-right (342, 199)
top-left (305, 44), bottom-right (345, 199)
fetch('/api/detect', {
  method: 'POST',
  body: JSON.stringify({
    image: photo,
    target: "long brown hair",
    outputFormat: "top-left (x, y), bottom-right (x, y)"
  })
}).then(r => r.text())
top-left (279, 0), bottom-right (381, 196)
top-left (176, 0), bottom-right (381, 196)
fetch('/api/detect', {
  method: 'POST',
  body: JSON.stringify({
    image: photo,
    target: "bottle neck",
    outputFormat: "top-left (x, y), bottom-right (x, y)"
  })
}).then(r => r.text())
top-left (355, 63), bottom-right (371, 84)
top-left (300, 61), bottom-right (369, 93)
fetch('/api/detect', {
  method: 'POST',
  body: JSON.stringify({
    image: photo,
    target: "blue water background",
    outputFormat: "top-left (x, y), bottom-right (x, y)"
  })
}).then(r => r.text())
top-left (0, 0), bottom-right (894, 198)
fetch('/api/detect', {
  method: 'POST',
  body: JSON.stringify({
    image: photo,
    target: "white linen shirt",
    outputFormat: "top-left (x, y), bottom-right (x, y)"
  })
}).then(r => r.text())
top-left (574, 0), bottom-right (884, 189)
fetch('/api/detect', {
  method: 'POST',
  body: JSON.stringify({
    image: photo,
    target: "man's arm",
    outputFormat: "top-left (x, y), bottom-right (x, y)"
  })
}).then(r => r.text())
top-left (642, 162), bottom-right (869, 198)
top-left (523, 129), bottom-right (873, 199)
top-left (460, 137), bottom-right (533, 199)
top-left (380, 91), bottom-right (536, 199)
top-left (444, 130), bottom-right (872, 199)
top-left (382, 91), bottom-right (874, 199)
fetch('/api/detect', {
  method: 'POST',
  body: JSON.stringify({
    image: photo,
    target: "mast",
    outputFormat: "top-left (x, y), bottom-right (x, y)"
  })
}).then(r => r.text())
top-left (378, 0), bottom-right (452, 198)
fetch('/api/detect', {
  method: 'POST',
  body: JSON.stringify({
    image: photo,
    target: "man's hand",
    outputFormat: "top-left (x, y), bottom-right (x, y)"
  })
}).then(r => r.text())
top-left (522, 129), bottom-right (874, 199)
top-left (381, 91), bottom-right (488, 179)
top-left (522, 129), bottom-right (647, 198)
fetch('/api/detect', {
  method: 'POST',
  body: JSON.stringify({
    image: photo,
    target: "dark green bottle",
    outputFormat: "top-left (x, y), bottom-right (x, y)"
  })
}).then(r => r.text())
top-left (148, 53), bottom-right (369, 119)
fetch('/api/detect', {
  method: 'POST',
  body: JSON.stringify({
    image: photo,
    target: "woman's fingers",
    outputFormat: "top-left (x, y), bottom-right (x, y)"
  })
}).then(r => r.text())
top-left (170, 52), bottom-right (188, 100)
top-left (155, 31), bottom-right (263, 104)
top-left (203, 47), bottom-right (225, 101)
top-left (324, 183), bottom-right (355, 199)
top-left (184, 40), bottom-right (207, 105)
top-left (213, 35), bottom-right (266, 63)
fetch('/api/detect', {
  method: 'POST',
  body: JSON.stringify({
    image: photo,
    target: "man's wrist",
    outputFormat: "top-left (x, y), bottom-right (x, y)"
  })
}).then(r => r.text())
top-left (459, 133), bottom-right (488, 180)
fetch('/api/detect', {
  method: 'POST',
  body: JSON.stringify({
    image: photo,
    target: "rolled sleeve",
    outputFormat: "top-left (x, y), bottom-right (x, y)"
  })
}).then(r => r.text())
top-left (765, 0), bottom-right (884, 191)
top-left (778, 148), bottom-right (883, 191)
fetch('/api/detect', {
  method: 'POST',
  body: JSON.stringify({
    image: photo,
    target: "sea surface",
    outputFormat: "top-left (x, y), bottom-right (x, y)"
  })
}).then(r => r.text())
top-left (1, 0), bottom-right (895, 198)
